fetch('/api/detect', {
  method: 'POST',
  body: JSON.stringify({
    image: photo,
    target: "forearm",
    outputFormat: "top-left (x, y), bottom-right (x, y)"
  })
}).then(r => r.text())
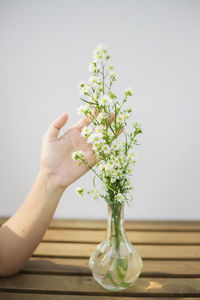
top-left (0, 169), bottom-right (65, 276)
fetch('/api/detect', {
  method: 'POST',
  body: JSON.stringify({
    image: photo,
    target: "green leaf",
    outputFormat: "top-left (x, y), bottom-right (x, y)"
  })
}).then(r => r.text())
top-left (120, 281), bottom-right (131, 288)
top-left (115, 265), bottom-right (125, 281)
top-left (80, 98), bottom-right (97, 105)
top-left (114, 258), bottom-right (125, 280)
top-left (124, 131), bottom-right (128, 154)
top-left (118, 256), bottom-right (128, 271)
top-left (105, 271), bottom-right (118, 286)
top-left (93, 175), bottom-right (96, 188)
top-left (108, 120), bottom-right (115, 135)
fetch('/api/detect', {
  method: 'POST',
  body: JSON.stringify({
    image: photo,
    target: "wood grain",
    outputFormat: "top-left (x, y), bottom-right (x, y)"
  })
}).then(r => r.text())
top-left (22, 257), bottom-right (200, 277)
top-left (0, 274), bottom-right (200, 295)
top-left (43, 229), bottom-right (200, 244)
top-left (1, 218), bottom-right (200, 231)
top-left (1, 218), bottom-right (200, 299)
top-left (34, 242), bottom-right (200, 259)
top-left (1, 294), bottom-right (199, 300)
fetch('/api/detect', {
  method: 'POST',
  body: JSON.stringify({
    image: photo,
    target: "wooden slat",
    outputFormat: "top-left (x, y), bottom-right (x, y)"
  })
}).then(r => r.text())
top-left (1, 295), bottom-right (198, 300)
top-left (1, 217), bottom-right (200, 298)
top-left (1, 217), bottom-right (200, 231)
top-left (43, 229), bottom-right (200, 244)
top-left (0, 274), bottom-right (200, 295)
top-left (34, 242), bottom-right (200, 259)
top-left (22, 257), bottom-right (200, 277)
top-left (50, 219), bottom-right (200, 231)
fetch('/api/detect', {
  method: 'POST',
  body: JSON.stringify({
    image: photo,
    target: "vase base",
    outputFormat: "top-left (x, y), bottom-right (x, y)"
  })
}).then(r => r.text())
top-left (92, 272), bottom-right (141, 291)
top-left (89, 243), bottom-right (143, 292)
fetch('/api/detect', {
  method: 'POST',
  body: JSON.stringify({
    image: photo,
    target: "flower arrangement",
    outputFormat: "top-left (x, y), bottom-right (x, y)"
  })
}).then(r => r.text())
top-left (72, 44), bottom-right (143, 291)
top-left (72, 44), bottom-right (142, 206)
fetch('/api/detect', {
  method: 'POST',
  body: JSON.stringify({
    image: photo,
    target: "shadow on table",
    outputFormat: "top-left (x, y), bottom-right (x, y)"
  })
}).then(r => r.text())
top-left (22, 258), bottom-right (91, 276)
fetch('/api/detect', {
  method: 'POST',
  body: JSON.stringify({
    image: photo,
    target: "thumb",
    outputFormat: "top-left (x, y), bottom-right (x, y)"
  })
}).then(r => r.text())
top-left (45, 113), bottom-right (68, 141)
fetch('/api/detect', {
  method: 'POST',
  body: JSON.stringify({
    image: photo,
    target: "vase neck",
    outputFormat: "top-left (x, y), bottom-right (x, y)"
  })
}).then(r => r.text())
top-left (106, 202), bottom-right (125, 246)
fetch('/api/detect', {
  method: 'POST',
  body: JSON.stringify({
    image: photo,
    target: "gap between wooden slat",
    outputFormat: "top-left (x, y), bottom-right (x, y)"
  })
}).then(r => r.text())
top-left (32, 255), bottom-right (200, 262)
top-left (42, 241), bottom-right (200, 246)
top-left (1, 218), bottom-right (200, 232)
top-left (1, 290), bottom-right (200, 298)
top-left (21, 258), bottom-right (200, 278)
top-left (33, 243), bottom-right (200, 260)
top-left (0, 275), bottom-right (200, 296)
top-left (42, 229), bottom-right (200, 245)
top-left (1, 294), bottom-right (199, 300)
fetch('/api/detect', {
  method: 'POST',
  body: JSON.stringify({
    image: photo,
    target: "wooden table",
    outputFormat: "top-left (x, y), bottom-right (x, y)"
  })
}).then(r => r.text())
top-left (0, 218), bottom-right (200, 299)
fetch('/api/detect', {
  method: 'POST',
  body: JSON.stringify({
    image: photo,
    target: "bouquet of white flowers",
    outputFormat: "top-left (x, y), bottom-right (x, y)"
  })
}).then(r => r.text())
top-left (71, 44), bottom-right (143, 292)
top-left (72, 44), bottom-right (142, 205)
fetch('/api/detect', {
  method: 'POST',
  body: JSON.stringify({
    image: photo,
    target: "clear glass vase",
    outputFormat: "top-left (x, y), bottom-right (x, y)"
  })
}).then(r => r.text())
top-left (89, 202), bottom-right (143, 291)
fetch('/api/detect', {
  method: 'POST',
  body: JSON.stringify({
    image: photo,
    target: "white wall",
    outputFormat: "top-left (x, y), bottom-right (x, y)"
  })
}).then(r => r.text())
top-left (0, 0), bottom-right (199, 220)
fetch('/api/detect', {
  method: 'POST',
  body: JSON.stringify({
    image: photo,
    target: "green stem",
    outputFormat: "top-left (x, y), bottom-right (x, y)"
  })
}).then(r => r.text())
top-left (105, 202), bottom-right (132, 288)
top-left (109, 202), bottom-right (122, 252)
top-left (79, 158), bottom-right (116, 194)
top-left (102, 62), bottom-right (105, 94)
top-left (80, 98), bottom-right (97, 105)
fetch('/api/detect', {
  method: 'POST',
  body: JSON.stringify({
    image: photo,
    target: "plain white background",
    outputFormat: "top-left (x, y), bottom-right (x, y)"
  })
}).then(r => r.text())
top-left (0, 0), bottom-right (199, 220)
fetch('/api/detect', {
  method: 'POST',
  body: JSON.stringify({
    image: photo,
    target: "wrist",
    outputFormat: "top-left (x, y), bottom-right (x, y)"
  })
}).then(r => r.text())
top-left (37, 168), bottom-right (67, 196)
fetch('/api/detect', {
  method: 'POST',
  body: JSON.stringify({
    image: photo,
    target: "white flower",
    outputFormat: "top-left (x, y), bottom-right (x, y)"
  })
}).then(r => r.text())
top-left (95, 125), bottom-right (104, 135)
top-left (90, 188), bottom-right (100, 200)
top-left (109, 65), bottom-right (114, 71)
top-left (87, 132), bottom-right (103, 145)
top-left (110, 172), bottom-right (117, 183)
top-left (92, 143), bottom-right (100, 153)
top-left (127, 106), bottom-right (133, 114)
top-left (93, 44), bottom-right (107, 56)
top-left (111, 140), bottom-right (122, 151)
top-left (116, 193), bottom-right (123, 203)
top-left (78, 81), bottom-right (85, 89)
top-left (102, 162), bottom-right (114, 174)
top-left (133, 122), bottom-right (143, 133)
top-left (124, 113), bottom-right (130, 120)
top-left (125, 87), bottom-right (134, 96)
top-left (76, 188), bottom-right (84, 196)
top-left (116, 113), bottom-right (126, 125)
top-left (102, 144), bottom-right (110, 154)
top-left (77, 105), bottom-right (89, 115)
top-left (81, 126), bottom-right (93, 138)
top-left (97, 112), bottom-right (107, 122)
top-left (128, 151), bottom-right (137, 162)
top-left (90, 93), bottom-right (98, 102)
top-left (113, 158), bottom-right (121, 168)
top-left (108, 160), bottom-right (116, 169)
top-left (80, 85), bottom-right (90, 96)
top-left (116, 170), bottom-right (122, 177)
top-left (72, 150), bottom-right (85, 160)
top-left (127, 168), bottom-right (132, 175)
top-left (107, 128), bottom-right (115, 139)
top-left (88, 75), bottom-right (101, 85)
top-left (88, 63), bottom-right (96, 73)
top-left (109, 72), bottom-right (117, 81)
top-left (98, 163), bottom-right (106, 172)
top-left (99, 95), bottom-right (113, 106)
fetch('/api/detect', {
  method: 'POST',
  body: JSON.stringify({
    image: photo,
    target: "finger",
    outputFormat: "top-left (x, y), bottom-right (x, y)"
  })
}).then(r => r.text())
top-left (75, 111), bottom-right (114, 132)
top-left (110, 112), bottom-right (115, 123)
top-left (45, 113), bottom-right (68, 141)
top-left (74, 109), bottom-right (96, 131)
top-left (119, 127), bottom-right (124, 136)
top-left (74, 115), bottom-right (91, 131)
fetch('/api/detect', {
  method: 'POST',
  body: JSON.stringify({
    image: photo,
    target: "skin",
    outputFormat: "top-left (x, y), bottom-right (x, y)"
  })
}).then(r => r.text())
top-left (0, 112), bottom-right (96, 277)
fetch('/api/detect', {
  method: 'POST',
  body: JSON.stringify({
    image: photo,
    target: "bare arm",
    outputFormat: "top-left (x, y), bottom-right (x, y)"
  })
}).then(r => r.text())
top-left (0, 112), bottom-right (95, 276)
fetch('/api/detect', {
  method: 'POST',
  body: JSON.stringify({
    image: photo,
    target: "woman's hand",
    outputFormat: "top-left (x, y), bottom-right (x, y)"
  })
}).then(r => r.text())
top-left (41, 113), bottom-right (96, 190)
top-left (0, 112), bottom-right (95, 276)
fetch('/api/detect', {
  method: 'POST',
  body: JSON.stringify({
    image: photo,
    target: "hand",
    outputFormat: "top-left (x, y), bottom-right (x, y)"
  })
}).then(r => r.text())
top-left (40, 113), bottom-right (96, 190)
